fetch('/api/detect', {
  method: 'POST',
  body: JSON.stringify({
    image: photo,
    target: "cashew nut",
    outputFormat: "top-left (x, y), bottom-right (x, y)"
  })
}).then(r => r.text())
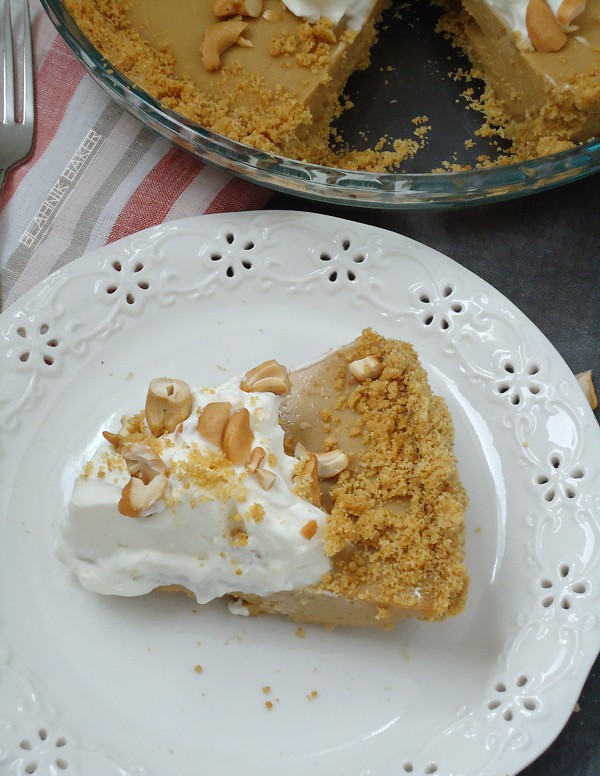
top-left (145, 378), bottom-right (192, 437)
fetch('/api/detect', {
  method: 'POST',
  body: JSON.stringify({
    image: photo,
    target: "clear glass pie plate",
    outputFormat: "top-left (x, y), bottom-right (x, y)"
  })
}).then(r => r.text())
top-left (41, 0), bottom-right (600, 209)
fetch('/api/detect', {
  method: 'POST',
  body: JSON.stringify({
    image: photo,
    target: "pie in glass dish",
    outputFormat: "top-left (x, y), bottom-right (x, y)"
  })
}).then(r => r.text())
top-left (62, 0), bottom-right (600, 169)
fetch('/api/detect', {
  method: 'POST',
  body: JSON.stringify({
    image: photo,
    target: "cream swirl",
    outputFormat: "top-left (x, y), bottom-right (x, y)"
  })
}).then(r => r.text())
top-left (57, 378), bottom-right (329, 605)
top-left (282, 0), bottom-right (377, 27)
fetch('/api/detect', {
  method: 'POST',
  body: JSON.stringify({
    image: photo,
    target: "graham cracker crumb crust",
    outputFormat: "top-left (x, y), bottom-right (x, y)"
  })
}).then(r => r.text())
top-left (313, 329), bottom-right (468, 621)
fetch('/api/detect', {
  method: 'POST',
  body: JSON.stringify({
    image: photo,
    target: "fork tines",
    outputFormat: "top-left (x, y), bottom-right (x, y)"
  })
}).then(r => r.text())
top-left (1, 0), bottom-right (35, 184)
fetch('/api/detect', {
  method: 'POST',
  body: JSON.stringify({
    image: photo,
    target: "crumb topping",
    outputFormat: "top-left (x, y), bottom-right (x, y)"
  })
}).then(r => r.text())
top-left (295, 19), bottom-right (338, 70)
top-left (270, 30), bottom-right (297, 56)
top-left (247, 502), bottom-right (265, 523)
top-left (313, 329), bottom-right (469, 620)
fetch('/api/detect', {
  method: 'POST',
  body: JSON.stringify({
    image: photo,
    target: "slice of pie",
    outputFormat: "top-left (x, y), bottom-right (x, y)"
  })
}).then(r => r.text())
top-left (443, 0), bottom-right (600, 157)
top-left (60, 0), bottom-right (600, 168)
top-left (58, 329), bottom-right (469, 627)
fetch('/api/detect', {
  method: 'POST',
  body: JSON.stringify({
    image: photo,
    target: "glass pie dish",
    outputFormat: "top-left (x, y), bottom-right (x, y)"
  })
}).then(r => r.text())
top-left (41, 0), bottom-right (600, 209)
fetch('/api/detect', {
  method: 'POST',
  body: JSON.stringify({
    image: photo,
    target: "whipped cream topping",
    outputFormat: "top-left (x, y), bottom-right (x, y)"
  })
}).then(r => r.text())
top-left (487, 0), bottom-right (529, 46)
top-left (486, 0), bottom-right (586, 50)
top-left (58, 378), bottom-right (330, 605)
top-left (283, 0), bottom-right (585, 47)
top-left (282, 0), bottom-right (376, 27)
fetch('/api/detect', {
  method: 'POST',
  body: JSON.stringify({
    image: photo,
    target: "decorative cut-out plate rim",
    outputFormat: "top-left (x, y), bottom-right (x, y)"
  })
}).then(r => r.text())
top-left (1, 211), bottom-right (599, 776)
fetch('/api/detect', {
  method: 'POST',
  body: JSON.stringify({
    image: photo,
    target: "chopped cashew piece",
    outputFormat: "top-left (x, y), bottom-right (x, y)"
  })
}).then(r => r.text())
top-left (222, 408), bottom-right (254, 464)
top-left (102, 415), bottom-right (133, 450)
top-left (246, 446), bottom-right (266, 473)
top-left (211, 0), bottom-right (262, 17)
top-left (349, 355), bottom-right (384, 382)
top-left (526, 0), bottom-right (567, 51)
top-left (576, 370), bottom-right (598, 410)
top-left (145, 378), bottom-right (192, 437)
top-left (295, 442), bottom-right (348, 478)
top-left (256, 468), bottom-right (277, 490)
top-left (293, 452), bottom-right (321, 508)
top-left (121, 443), bottom-right (166, 484)
top-left (118, 473), bottom-right (168, 517)
top-left (198, 401), bottom-right (232, 447)
top-left (294, 441), bottom-right (310, 460)
top-left (300, 519), bottom-right (318, 540)
top-left (263, 8), bottom-right (283, 21)
top-left (315, 449), bottom-right (349, 478)
top-left (202, 20), bottom-right (248, 71)
top-left (556, 0), bottom-right (586, 26)
top-left (241, 359), bottom-right (291, 394)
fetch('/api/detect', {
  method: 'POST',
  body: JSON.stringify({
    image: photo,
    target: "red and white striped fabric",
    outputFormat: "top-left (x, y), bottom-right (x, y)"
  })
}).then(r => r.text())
top-left (0, 1), bottom-right (272, 310)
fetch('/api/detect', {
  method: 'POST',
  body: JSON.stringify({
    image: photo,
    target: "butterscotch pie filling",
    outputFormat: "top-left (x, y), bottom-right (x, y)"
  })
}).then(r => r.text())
top-left (58, 330), bottom-right (468, 627)
top-left (61, 0), bottom-right (600, 170)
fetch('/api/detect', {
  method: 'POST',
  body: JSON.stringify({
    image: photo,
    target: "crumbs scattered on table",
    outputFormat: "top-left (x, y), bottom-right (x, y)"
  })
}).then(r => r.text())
top-left (194, 664), bottom-right (203, 674)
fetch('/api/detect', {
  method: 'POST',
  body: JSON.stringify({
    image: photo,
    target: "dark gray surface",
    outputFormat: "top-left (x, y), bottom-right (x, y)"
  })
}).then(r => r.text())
top-left (267, 172), bottom-right (600, 775)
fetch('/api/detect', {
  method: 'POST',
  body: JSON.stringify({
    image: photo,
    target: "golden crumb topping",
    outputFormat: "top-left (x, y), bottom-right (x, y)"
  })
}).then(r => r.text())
top-left (168, 446), bottom-right (248, 504)
top-left (313, 329), bottom-right (468, 620)
top-left (300, 519), bottom-right (318, 540)
top-left (100, 399), bottom-right (250, 507)
top-left (270, 30), bottom-right (298, 57)
top-left (230, 527), bottom-right (249, 547)
top-left (247, 502), bottom-right (265, 523)
top-left (295, 19), bottom-right (338, 70)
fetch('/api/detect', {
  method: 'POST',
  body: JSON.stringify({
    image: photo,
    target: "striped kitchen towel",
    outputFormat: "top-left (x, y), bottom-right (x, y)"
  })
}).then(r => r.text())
top-left (0, 1), bottom-right (272, 310)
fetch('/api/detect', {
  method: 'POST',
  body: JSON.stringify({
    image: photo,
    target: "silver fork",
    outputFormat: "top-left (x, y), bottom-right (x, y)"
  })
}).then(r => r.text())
top-left (0, 0), bottom-right (34, 192)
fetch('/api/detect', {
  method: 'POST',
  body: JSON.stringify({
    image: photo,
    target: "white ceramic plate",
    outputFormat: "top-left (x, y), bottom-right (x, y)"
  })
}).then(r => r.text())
top-left (1, 212), bottom-right (599, 776)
